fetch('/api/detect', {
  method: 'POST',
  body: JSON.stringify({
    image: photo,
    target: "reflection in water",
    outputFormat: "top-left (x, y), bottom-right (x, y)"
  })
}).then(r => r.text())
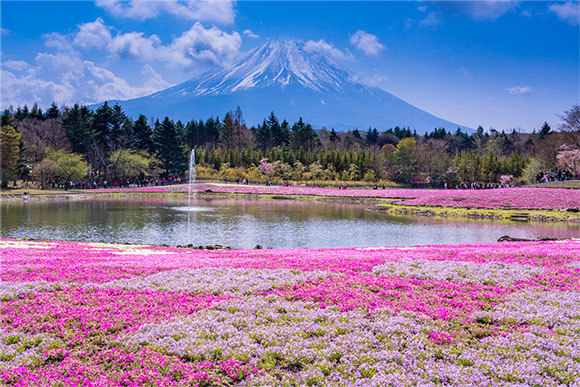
top-left (1, 198), bottom-right (579, 249)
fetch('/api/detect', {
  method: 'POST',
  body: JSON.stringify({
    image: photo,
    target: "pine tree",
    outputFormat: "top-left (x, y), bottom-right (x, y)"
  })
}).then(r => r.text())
top-left (45, 103), bottom-right (60, 119)
top-left (133, 115), bottom-right (154, 152)
top-left (153, 117), bottom-right (188, 177)
top-left (538, 122), bottom-right (551, 139)
top-left (110, 104), bottom-right (133, 150)
top-left (291, 117), bottom-right (318, 150)
top-left (268, 111), bottom-right (288, 147)
top-left (0, 125), bottom-right (22, 187)
top-left (1, 110), bottom-right (14, 127)
top-left (61, 104), bottom-right (94, 156)
top-left (92, 102), bottom-right (115, 154)
top-left (365, 128), bottom-right (379, 146)
top-left (253, 119), bottom-right (272, 150)
top-left (329, 128), bottom-right (339, 144)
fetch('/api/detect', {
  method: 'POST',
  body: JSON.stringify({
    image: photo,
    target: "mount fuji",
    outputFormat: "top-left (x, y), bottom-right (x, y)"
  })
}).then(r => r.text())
top-left (106, 40), bottom-right (471, 133)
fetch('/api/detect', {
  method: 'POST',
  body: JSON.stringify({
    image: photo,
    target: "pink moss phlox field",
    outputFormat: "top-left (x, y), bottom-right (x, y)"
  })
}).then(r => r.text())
top-left (82, 183), bottom-right (580, 210)
top-left (1, 287), bottom-right (226, 340)
top-left (192, 183), bottom-right (580, 210)
top-left (0, 241), bottom-right (164, 283)
top-left (269, 274), bottom-right (510, 320)
top-left (2, 238), bottom-right (580, 385)
top-left (3, 239), bottom-right (579, 284)
top-left (85, 187), bottom-right (170, 193)
top-left (1, 347), bottom-right (261, 386)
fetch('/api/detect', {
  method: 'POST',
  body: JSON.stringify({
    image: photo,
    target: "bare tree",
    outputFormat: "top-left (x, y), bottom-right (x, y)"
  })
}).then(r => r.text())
top-left (559, 104), bottom-right (580, 148)
top-left (18, 118), bottom-right (71, 163)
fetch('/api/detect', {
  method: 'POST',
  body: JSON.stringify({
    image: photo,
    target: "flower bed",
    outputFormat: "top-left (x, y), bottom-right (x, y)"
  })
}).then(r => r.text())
top-left (88, 183), bottom-right (580, 211)
top-left (1, 238), bottom-right (580, 385)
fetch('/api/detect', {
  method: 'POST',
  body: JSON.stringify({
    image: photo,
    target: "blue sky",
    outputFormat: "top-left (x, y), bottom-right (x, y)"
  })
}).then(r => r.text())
top-left (1, 0), bottom-right (578, 131)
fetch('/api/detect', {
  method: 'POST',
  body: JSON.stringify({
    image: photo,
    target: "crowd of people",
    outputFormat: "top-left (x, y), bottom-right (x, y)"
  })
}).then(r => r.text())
top-left (50, 176), bottom-right (186, 190)
top-left (444, 182), bottom-right (513, 189)
top-left (535, 169), bottom-right (575, 183)
top-left (47, 171), bottom-right (577, 191)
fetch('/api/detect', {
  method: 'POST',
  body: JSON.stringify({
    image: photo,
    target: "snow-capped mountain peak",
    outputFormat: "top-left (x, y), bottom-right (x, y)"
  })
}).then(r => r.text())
top-left (153, 40), bottom-right (351, 98)
top-left (106, 39), bottom-right (471, 133)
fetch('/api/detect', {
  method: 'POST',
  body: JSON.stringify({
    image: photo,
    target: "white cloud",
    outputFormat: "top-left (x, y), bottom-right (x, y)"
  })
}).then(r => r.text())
top-left (166, 22), bottom-right (241, 66)
top-left (243, 29), bottom-right (259, 39)
top-left (435, 0), bottom-right (519, 21)
top-left (42, 32), bottom-right (75, 52)
top-left (354, 73), bottom-right (389, 88)
top-left (1, 49), bottom-right (171, 108)
top-left (549, 2), bottom-right (579, 25)
top-left (73, 18), bottom-right (112, 49)
top-left (2, 60), bottom-right (31, 72)
top-left (1, 28), bottom-right (9, 36)
top-left (140, 64), bottom-right (171, 91)
top-left (70, 19), bottom-right (241, 68)
top-left (108, 31), bottom-right (161, 61)
top-left (304, 39), bottom-right (352, 61)
top-left (505, 86), bottom-right (532, 95)
top-left (421, 11), bottom-right (441, 27)
top-left (464, 1), bottom-right (518, 21)
top-left (95, 0), bottom-right (236, 25)
top-left (350, 30), bottom-right (385, 56)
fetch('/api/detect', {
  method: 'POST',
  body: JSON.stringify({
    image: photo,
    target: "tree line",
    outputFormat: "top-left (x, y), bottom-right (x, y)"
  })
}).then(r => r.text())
top-left (1, 102), bottom-right (579, 189)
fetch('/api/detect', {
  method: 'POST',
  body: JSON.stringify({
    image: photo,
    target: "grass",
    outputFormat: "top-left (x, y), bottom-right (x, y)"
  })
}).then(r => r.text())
top-left (375, 203), bottom-right (580, 223)
top-left (525, 180), bottom-right (580, 189)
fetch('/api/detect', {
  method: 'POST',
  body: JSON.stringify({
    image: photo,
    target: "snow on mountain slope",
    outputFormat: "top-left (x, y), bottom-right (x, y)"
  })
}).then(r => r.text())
top-left (105, 40), bottom-right (471, 133)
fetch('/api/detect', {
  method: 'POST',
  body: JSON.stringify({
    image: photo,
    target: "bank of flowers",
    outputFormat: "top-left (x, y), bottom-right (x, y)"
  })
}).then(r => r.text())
top-left (93, 183), bottom-right (580, 211)
top-left (1, 238), bottom-right (580, 385)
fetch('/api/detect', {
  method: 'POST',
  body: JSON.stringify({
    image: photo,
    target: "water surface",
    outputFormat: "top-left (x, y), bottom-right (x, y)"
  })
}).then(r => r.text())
top-left (1, 198), bottom-right (578, 248)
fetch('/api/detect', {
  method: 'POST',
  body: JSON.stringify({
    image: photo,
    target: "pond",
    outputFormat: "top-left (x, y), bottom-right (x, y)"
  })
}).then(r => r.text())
top-left (1, 198), bottom-right (579, 249)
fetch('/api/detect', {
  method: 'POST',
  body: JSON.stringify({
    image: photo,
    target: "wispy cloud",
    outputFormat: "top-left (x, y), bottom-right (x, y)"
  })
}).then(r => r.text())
top-left (431, 0), bottom-right (519, 21)
top-left (95, 0), bottom-right (237, 25)
top-left (459, 67), bottom-right (472, 80)
top-left (505, 86), bottom-right (532, 95)
top-left (549, 1), bottom-right (579, 26)
top-left (2, 60), bottom-right (31, 72)
top-left (350, 30), bottom-right (385, 56)
top-left (421, 11), bottom-right (441, 27)
top-left (243, 29), bottom-right (259, 39)
top-left (353, 73), bottom-right (389, 88)
top-left (304, 39), bottom-right (352, 61)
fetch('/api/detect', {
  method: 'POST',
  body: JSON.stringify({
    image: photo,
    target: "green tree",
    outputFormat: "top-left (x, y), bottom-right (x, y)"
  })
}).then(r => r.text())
top-left (219, 107), bottom-right (252, 149)
top-left (153, 117), bottom-right (188, 177)
top-left (269, 112), bottom-right (289, 147)
top-left (61, 104), bottom-right (94, 156)
top-left (329, 128), bottom-right (340, 145)
top-left (47, 150), bottom-right (88, 187)
top-left (538, 121), bottom-right (552, 139)
top-left (253, 119), bottom-right (273, 150)
top-left (0, 125), bottom-right (22, 188)
top-left (92, 102), bottom-right (115, 154)
top-left (291, 117), bottom-right (318, 150)
top-left (132, 115), bottom-right (154, 152)
top-left (365, 128), bottom-right (379, 146)
top-left (45, 103), bottom-right (60, 119)
top-left (393, 137), bottom-right (418, 184)
top-left (108, 149), bottom-right (152, 180)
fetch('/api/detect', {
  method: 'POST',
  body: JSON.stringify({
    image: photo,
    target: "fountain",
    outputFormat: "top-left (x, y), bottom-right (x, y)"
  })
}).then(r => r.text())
top-left (172, 149), bottom-right (211, 213)
top-left (188, 148), bottom-right (197, 208)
